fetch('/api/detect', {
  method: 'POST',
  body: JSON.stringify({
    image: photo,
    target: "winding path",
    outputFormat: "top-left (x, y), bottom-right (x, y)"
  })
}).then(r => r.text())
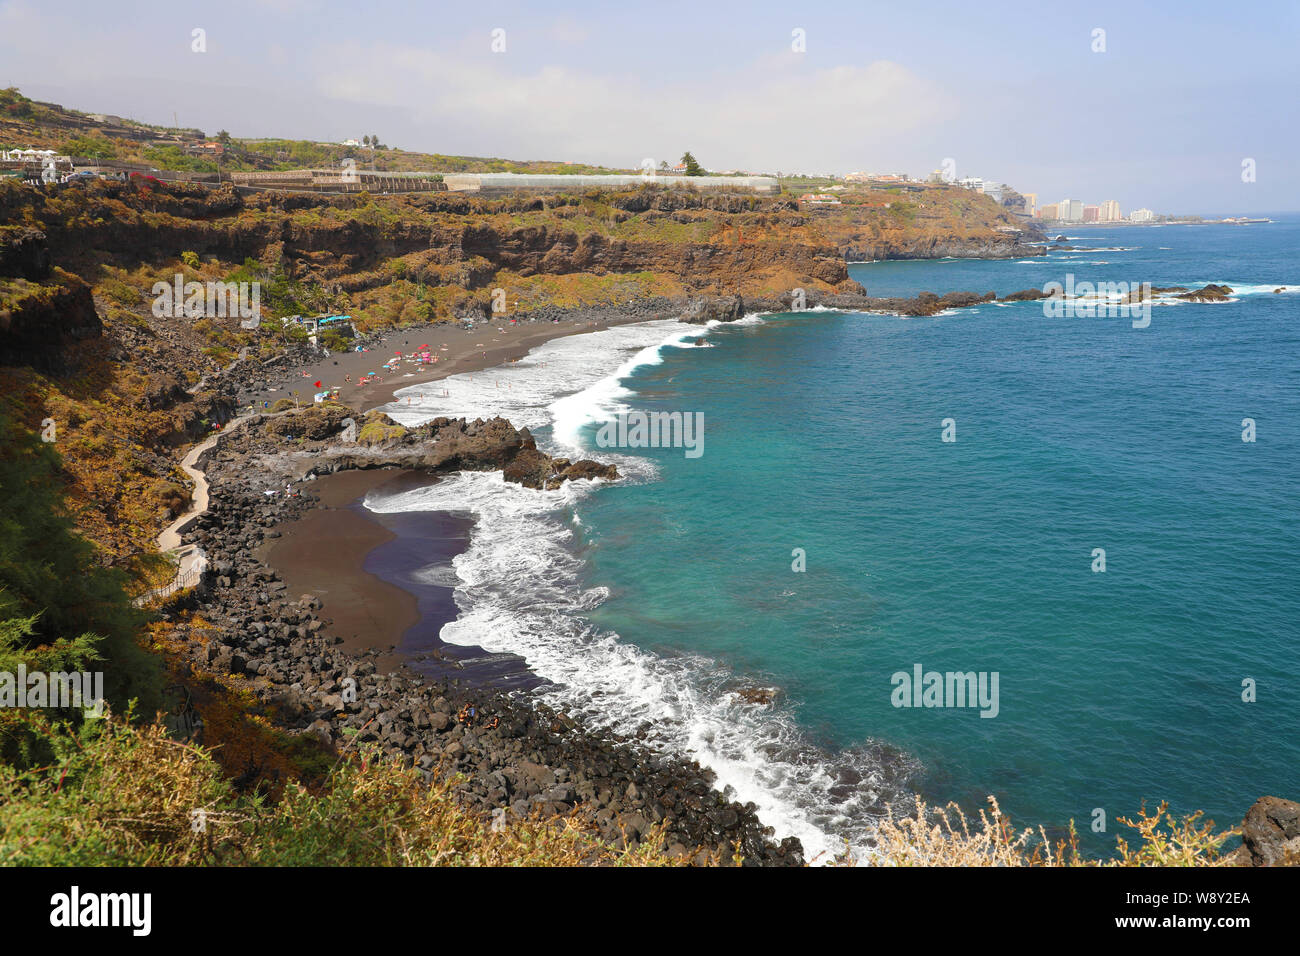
top-left (134, 412), bottom-right (255, 605)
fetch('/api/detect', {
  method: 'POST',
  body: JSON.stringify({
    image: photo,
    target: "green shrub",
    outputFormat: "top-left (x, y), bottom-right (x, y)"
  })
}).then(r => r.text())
top-left (0, 715), bottom-right (687, 867)
top-left (0, 409), bottom-right (163, 767)
top-left (358, 421), bottom-right (407, 445)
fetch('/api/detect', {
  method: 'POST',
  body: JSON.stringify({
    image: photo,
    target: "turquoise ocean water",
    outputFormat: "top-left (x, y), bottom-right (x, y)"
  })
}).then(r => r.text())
top-left (373, 217), bottom-right (1299, 860)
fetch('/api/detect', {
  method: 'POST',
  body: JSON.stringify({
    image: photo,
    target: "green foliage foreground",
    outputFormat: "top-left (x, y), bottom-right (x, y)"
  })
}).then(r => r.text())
top-left (0, 408), bottom-right (163, 767)
top-left (0, 714), bottom-right (686, 867)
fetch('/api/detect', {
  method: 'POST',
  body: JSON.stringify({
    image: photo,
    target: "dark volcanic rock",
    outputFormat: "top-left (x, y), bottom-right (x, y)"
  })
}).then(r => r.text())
top-left (1227, 796), bottom-right (1300, 866)
top-left (256, 410), bottom-right (618, 490)
top-left (862, 290), bottom-right (997, 317)
top-left (682, 295), bottom-right (746, 324)
top-left (501, 446), bottom-right (618, 489)
top-left (1000, 288), bottom-right (1051, 302)
top-left (264, 403), bottom-right (354, 441)
top-left (1175, 283), bottom-right (1234, 302)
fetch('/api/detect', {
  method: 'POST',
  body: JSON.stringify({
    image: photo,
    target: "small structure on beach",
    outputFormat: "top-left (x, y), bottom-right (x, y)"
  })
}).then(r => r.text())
top-left (281, 314), bottom-right (356, 346)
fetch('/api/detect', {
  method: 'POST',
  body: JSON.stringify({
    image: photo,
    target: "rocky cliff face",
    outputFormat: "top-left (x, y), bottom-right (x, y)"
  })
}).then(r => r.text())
top-left (842, 234), bottom-right (1043, 261)
top-left (2, 178), bottom-right (1043, 314)
top-left (0, 274), bottom-right (102, 372)
top-left (0, 225), bottom-right (53, 280)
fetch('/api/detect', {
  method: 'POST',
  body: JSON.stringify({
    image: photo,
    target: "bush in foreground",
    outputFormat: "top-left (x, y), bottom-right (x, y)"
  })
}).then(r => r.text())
top-left (0, 714), bottom-right (688, 866)
top-left (861, 794), bottom-right (1236, 867)
top-left (0, 711), bottom-right (1239, 867)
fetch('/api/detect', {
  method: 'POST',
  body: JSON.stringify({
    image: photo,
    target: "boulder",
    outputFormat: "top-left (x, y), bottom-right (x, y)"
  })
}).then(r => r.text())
top-left (1227, 796), bottom-right (1300, 866)
top-left (682, 295), bottom-right (746, 324)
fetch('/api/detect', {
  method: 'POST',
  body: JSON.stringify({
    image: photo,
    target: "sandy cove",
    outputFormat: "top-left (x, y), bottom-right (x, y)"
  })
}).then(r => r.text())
top-left (177, 400), bottom-right (804, 864)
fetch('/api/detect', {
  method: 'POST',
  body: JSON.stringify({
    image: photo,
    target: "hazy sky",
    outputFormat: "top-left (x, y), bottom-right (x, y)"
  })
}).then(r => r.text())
top-left (3, 0), bottom-right (1297, 214)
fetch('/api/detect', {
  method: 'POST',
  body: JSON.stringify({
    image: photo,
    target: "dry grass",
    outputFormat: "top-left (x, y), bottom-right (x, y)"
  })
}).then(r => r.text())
top-left (857, 795), bottom-right (1237, 867)
top-left (0, 714), bottom-right (694, 867)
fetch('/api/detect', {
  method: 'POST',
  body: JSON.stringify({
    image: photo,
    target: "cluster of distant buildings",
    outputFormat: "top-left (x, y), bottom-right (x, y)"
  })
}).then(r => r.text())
top-left (936, 173), bottom-right (1158, 224)
top-left (1033, 198), bottom-right (1153, 224)
top-left (838, 168), bottom-right (1163, 224)
top-left (0, 138), bottom-right (1161, 222)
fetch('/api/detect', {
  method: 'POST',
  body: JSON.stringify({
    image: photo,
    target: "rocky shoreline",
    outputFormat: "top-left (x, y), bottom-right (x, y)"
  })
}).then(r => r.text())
top-left (148, 293), bottom-right (1300, 868)
top-left (171, 403), bottom-right (805, 865)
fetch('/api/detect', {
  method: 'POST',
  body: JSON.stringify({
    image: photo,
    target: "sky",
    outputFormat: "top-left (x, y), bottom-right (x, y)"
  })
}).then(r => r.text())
top-left (3, 0), bottom-right (1297, 214)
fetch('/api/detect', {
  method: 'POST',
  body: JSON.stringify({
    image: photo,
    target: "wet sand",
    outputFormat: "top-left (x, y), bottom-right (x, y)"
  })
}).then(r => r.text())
top-left (364, 507), bottom-right (541, 690)
top-left (257, 469), bottom-right (430, 670)
top-left (259, 468), bottom-right (540, 686)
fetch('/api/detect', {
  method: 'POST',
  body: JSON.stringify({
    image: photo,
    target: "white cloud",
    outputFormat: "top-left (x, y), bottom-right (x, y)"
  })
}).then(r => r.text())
top-left (310, 41), bottom-right (956, 173)
top-left (547, 19), bottom-right (590, 47)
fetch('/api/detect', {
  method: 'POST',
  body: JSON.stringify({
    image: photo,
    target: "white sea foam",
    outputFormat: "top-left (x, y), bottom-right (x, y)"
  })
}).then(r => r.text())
top-left (548, 326), bottom-right (703, 451)
top-left (366, 313), bottom-right (909, 862)
top-left (381, 320), bottom-right (700, 439)
top-left (365, 470), bottom-right (907, 863)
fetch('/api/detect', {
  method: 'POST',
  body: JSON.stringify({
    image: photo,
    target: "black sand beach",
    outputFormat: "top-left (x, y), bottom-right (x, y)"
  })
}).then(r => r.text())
top-left (238, 307), bottom-right (677, 415)
top-left (257, 467), bottom-right (538, 687)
